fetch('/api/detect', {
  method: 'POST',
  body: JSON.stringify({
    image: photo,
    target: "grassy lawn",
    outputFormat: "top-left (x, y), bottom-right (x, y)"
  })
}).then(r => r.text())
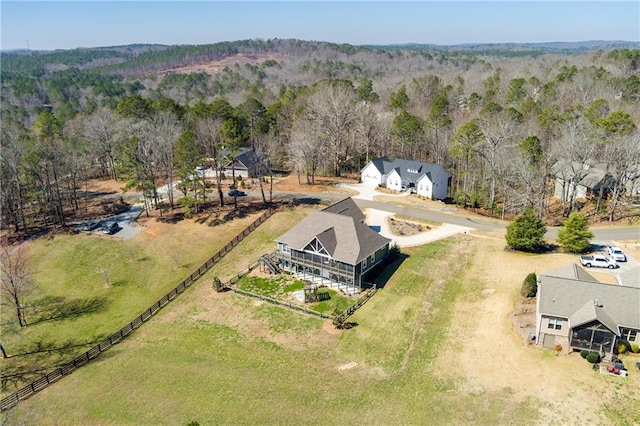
top-left (237, 275), bottom-right (355, 314)
top-left (0, 209), bottom-right (266, 395)
top-left (3, 230), bottom-right (546, 425)
top-left (6, 203), bottom-right (635, 425)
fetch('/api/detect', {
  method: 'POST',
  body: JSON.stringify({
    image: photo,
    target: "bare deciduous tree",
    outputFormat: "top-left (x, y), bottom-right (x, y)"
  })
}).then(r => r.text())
top-left (306, 82), bottom-right (358, 176)
top-left (1, 246), bottom-right (33, 327)
top-left (81, 108), bottom-right (122, 180)
top-left (194, 117), bottom-right (226, 206)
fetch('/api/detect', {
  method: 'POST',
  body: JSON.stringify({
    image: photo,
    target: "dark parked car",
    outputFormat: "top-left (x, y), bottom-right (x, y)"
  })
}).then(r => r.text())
top-left (81, 221), bottom-right (101, 231)
top-left (228, 189), bottom-right (246, 197)
top-left (102, 222), bottom-right (119, 235)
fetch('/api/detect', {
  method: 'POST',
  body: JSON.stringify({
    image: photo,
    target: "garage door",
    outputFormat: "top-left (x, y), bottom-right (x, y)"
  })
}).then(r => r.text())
top-left (362, 176), bottom-right (379, 187)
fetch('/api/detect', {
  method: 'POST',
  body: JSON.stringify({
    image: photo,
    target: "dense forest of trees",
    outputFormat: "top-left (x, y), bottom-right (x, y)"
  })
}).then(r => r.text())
top-left (2, 39), bottom-right (639, 237)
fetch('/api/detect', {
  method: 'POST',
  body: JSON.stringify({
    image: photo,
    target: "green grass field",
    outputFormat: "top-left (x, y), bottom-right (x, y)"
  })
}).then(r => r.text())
top-left (0, 207), bottom-right (296, 395)
top-left (2, 213), bottom-right (546, 424)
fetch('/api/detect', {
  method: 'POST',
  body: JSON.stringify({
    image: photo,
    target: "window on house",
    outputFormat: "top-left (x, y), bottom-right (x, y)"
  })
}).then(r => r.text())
top-left (625, 329), bottom-right (637, 342)
top-left (548, 317), bottom-right (563, 330)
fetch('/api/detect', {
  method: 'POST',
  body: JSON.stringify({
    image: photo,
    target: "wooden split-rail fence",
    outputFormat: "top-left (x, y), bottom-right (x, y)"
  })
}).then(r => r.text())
top-left (0, 208), bottom-right (275, 411)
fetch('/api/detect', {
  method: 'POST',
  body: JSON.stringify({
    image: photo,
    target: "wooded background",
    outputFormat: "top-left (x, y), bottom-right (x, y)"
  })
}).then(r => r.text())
top-left (2, 39), bottom-right (639, 236)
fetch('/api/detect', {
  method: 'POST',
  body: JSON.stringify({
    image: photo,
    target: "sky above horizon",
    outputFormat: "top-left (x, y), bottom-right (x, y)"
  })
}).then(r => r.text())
top-left (1, 1), bottom-right (639, 51)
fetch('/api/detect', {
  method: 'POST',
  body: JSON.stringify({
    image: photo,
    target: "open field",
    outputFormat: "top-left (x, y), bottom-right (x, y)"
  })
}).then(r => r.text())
top-left (0, 206), bottom-right (269, 395)
top-left (3, 209), bottom-right (639, 425)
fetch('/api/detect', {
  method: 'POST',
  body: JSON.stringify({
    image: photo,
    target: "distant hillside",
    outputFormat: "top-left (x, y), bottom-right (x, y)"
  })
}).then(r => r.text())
top-left (2, 38), bottom-right (638, 78)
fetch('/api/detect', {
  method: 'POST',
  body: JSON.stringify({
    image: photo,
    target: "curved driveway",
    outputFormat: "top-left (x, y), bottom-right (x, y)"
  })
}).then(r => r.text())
top-left (337, 183), bottom-right (639, 241)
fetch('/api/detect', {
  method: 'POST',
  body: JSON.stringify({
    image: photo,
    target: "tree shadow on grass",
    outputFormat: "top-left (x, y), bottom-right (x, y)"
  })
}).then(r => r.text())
top-left (28, 296), bottom-right (110, 325)
top-left (1, 340), bottom-right (120, 393)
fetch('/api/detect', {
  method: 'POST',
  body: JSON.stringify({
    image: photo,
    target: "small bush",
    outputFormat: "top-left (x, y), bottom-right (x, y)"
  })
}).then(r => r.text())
top-left (580, 349), bottom-right (590, 359)
top-left (616, 342), bottom-right (627, 354)
top-left (632, 343), bottom-right (639, 353)
top-left (212, 277), bottom-right (224, 292)
top-left (521, 272), bottom-right (537, 297)
top-left (389, 243), bottom-right (401, 258)
top-left (586, 352), bottom-right (600, 364)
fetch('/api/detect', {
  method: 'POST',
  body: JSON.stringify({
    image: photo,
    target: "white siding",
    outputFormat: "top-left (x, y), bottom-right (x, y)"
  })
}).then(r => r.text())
top-left (416, 175), bottom-right (433, 199)
top-left (386, 170), bottom-right (403, 191)
top-left (361, 162), bottom-right (382, 187)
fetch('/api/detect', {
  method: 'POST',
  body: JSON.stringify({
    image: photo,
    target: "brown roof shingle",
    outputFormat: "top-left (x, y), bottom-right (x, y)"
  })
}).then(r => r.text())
top-left (276, 198), bottom-right (390, 265)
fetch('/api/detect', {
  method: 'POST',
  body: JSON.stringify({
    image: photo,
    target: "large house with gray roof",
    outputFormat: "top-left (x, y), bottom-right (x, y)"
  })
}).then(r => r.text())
top-left (361, 157), bottom-right (452, 200)
top-left (275, 198), bottom-right (391, 293)
top-left (535, 264), bottom-right (639, 356)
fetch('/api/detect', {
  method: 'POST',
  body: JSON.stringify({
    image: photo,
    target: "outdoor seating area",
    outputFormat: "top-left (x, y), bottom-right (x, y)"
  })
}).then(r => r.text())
top-left (599, 356), bottom-right (631, 377)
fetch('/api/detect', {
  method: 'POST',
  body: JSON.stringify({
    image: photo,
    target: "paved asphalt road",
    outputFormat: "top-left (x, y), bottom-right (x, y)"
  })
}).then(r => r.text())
top-left (83, 185), bottom-right (639, 243)
top-left (267, 191), bottom-right (639, 242)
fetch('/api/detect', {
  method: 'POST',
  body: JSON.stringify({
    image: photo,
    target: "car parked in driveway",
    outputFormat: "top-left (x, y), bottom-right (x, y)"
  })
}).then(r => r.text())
top-left (579, 254), bottom-right (618, 269)
top-left (81, 221), bottom-right (101, 231)
top-left (228, 189), bottom-right (246, 196)
top-left (607, 246), bottom-right (627, 262)
top-left (102, 222), bottom-right (119, 235)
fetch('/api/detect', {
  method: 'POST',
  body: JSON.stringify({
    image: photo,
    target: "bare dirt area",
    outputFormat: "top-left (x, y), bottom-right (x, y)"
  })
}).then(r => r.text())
top-left (272, 173), bottom-right (358, 196)
top-left (156, 53), bottom-right (287, 76)
top-left (433, 235), bottom-right (640, 425)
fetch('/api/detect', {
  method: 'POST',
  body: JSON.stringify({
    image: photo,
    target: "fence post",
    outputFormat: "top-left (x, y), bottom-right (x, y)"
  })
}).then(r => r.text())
top-left (1, 203), bottom-right (278, 408)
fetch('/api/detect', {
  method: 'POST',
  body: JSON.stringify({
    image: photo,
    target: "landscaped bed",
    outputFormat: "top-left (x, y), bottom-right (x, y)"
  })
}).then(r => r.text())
top-left (236, 274), bottom-right (356, 315)
top-left (388, 216), bottom-right (432, 236)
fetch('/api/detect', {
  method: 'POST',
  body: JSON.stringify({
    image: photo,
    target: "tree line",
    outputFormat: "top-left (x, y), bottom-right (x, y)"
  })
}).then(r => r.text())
top-left (2, 40), bottom-right (639, 238)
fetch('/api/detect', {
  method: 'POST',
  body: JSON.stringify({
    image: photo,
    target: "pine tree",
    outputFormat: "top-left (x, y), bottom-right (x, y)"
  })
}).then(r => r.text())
top-left (557, 212), bottom-right (594, 253)
top-left (505, 207), bottom-right (547, 252)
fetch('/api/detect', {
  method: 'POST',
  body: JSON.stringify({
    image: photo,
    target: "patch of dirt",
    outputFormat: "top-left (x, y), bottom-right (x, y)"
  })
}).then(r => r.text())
top-left (508, 297), bottom-right (537, 345)
top-left (432, 236), bottom-right (629, 425)
top-left (84, 178), bottom-right (129, 194)
top-left (156, 53), bottom-right (287, 76)
top-left (272, 173), bottom-right (359, 194)
top-left (338, 361), bottom-right (358, 371)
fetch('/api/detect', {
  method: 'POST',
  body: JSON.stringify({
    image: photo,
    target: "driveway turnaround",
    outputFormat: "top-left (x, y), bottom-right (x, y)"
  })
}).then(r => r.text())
top-left (365, 208), bottom-right (472, 248)
top-left (337, 182), bottom-right (410, 201)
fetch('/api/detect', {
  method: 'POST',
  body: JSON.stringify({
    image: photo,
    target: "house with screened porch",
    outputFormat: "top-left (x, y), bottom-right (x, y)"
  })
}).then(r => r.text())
top-left (275, 198), bottom-right (391, 294)
top-left (535, 264), bottom-right (640, 357)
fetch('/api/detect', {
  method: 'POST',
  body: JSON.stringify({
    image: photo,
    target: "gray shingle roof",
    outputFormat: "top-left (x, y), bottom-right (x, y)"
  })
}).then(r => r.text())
top-left (542, 263), bottom-right (599, 282)
top-left (322, 197), bottom-right (365, 222)
top-left (220, 147), bottom-right (262, 169)
top-left (370, 157), bottom-right (452, 184)
top-left (551, 160), bottom-right (615, 190)
top-left (276, 198), bottom-right (390, 265)
top-left (568, 300), bottom-right (619, 333)
top-left (538, 274), bottom-right (640, 333)
top-left (617, 266), bottom-right (640, 288)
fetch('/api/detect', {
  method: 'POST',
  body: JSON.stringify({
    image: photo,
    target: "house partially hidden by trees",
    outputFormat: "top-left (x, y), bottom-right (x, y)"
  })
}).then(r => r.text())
top-left (360, 157), bottom-right (451, 200)
top-left (219, 147), bottom-right (268, 178)
top-left (535, 264), bottom-right (639, 357)
top-left (275, 198), bottom-right (391, 294)
top-left (552, 160), bottom-right (616, 203)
